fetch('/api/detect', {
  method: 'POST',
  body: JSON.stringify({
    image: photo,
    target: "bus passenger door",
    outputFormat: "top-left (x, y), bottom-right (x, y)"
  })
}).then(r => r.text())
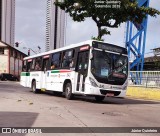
top-left (76, 51), bottom-right (89, 92)
top-left (41, 57), bottom-right (49, 90)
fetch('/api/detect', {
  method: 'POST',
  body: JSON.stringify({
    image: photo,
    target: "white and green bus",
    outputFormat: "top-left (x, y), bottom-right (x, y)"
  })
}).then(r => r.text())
top-left (20, 40), bottom-right (128, 102)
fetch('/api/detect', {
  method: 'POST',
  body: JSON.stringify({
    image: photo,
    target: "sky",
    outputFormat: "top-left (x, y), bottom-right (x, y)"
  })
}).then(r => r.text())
top-left (15, 0), bottom-right (160, 56)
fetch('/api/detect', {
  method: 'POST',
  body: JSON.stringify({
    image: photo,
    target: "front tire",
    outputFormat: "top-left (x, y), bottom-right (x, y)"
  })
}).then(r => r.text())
top-left (95, 96), bottom-right (105, 102)
top-left (65, 83), bottom-right (74, 100)
top-left (32, 81), bottom-right (40, 93)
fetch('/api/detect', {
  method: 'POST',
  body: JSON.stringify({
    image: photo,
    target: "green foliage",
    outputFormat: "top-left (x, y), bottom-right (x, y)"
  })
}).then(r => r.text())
top-left (55, 0), bottom-right (160, 39)
top-left (91, 36), bottom-right (104, 41)
top-left (155, 61), bottom-right (160, 67)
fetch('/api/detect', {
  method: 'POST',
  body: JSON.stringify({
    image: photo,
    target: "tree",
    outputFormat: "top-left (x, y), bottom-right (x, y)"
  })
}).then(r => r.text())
top-left (55, 0), bottom-right (160, 40)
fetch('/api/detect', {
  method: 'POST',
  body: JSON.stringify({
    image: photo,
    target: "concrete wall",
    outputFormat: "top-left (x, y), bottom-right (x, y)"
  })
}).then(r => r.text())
top-left (0, 41), bottom-right (26, 77)
top-left (0, 48), bottom-right (9, 73)
top-left (10, 57), bottom-right (14, 75)
top-left (10, 54), bottom-right (23, 77)
top-left (0, 56), bottom-right (8, 73)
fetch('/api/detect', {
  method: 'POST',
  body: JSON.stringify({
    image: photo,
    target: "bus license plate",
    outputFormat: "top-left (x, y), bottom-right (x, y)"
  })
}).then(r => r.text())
top-left (106, 93), bottom-right (114, 97)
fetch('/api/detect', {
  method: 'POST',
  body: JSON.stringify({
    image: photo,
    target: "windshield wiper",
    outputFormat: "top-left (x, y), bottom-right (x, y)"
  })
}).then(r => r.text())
top-left (102, 50), bottom-right (112, 64)
top-left (107, 62), bottom-right (128, 78)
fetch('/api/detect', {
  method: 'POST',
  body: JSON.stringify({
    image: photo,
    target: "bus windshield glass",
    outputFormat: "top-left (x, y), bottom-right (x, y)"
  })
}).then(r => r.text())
top-left (91, 50), bottom-right (128, 85)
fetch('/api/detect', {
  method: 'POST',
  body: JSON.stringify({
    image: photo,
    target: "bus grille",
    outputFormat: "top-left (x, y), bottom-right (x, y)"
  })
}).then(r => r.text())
top-left (100, 90), bottom-right (121, 96)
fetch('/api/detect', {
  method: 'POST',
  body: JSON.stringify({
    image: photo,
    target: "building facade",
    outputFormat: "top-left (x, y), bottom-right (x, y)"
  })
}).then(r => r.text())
top-left (45, 0), bottom-right (65, 51)
top-left (0, 0), bottom-right (15, 47)
top-left (0, 41), bottom-right (27, 77)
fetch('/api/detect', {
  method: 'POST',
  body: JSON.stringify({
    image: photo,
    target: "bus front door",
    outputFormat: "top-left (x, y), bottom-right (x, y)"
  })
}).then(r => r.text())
top-left (76, 51), bottom-right (89, 92)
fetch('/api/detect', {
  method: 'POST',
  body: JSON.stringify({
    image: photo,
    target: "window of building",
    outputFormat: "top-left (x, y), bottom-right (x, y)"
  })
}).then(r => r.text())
top-left (21, 55), bottom-right (24, 60)
top-left (17, 52), bottom-right (20, 59)
top-left (10, 49), bottom-right (13, 57)
top-left (15, 51), bottom-right (17, 58)
top-left (50, 53), bottom-right (61, 69)
top-left (22, 60), bottom-right (27, 72)
top-left (0, 48), bottom-right (4, 54)
top-left (13, 50), bottom-right (15, 57)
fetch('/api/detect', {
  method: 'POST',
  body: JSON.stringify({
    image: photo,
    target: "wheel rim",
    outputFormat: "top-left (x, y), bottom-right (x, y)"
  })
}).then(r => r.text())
top-left (66, 86), bottom-right (71, 96)
top-left (33, 83), bottom-right (36, 92)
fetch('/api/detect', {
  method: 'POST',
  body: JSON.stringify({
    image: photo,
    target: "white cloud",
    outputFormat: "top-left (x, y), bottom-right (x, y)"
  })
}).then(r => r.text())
top-left (15, 0), bottom-right (160, 55)
top-left (15, 0), bottom-right (46, 54)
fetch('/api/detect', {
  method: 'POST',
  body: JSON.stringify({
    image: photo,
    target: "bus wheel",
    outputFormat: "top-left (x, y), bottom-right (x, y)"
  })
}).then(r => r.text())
top-left (95, 96), bottom-right (105, 102)
top-left (65, 83), bottom-right (74, 100)
top-left (32, 81), bottom-right (39, 94)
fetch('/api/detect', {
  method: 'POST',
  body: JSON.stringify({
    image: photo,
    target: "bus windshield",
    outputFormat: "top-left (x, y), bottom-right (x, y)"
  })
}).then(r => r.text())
top-left (91, 50), bottom-right (128, 85)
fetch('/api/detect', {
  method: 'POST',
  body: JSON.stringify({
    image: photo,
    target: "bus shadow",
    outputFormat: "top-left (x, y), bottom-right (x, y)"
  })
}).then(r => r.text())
top-left (44, 91), bottom-right (65, 97)
top-left (72, 96), bottom-right (160, 105)
top-left (33, 91), bottom-right (160, 105)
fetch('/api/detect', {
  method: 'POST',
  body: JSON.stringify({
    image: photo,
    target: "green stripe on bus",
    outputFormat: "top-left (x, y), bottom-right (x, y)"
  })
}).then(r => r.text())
top-left (51, 70), bottom-right (60, 73)
top-left (51, 70), bottom-right (71, 73)
top-left (21, 72), bottom-right (30, 76)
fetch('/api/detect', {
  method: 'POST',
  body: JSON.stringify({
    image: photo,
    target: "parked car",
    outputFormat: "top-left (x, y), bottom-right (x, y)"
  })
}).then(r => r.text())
top-left (0, 73), bottom-right (19, 81)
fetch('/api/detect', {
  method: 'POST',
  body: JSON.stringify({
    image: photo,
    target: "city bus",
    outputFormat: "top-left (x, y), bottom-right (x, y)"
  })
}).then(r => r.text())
top-left (20, 40), bottom-right (128, 102)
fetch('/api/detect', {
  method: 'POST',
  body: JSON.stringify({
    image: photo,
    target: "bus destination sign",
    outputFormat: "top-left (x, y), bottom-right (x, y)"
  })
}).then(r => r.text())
top-left (92, 41), bottom-right (127, 54)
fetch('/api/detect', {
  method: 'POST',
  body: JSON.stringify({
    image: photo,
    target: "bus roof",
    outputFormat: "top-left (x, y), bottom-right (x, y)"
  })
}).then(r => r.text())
top-left (23, 40), bottom-right (125, 60)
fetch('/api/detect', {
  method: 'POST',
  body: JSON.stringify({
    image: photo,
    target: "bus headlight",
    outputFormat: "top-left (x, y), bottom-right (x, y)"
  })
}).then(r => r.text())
top-left (122, 82), bottom-right (128, 90)
top-left (89, 77), bottom-right (98, 87)
top-left (122, 85), bottom-right (127, 90)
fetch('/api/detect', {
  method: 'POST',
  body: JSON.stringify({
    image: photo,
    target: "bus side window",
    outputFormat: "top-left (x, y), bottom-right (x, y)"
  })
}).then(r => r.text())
top-left (35, 57), bottom-right (42, 71)
top-left (84, 52), bottom-right (89, 70)
top-left (27, 62), bottom-right (32, 72)
top-left (51, 53), bottom-right (61, 69)
top-left (42, 59), bottom-right (49, 71)
top-left (62, 50), bottom-right (74, 68)
top-left (31, 59), bottom-right (35, 70)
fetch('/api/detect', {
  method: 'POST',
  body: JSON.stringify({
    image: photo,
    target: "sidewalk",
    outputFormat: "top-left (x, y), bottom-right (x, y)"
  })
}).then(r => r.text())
top-left (127, 86), bottom-right (160, 101)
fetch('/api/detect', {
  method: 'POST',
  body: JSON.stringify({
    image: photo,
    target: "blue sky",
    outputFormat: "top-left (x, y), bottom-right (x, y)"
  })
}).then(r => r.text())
top-left (15, 0), bottom-right (160, 55)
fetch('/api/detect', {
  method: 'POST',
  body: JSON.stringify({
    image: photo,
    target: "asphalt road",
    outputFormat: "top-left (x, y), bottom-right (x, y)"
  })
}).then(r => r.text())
top-left (0, 81), bottom-right (160, 136)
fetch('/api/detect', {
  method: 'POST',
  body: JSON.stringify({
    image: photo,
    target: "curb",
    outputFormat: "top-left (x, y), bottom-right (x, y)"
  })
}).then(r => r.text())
top-left (126, 86), bottom-right (160, 101)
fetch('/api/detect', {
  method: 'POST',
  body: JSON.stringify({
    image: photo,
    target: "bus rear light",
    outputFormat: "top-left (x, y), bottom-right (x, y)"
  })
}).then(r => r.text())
top-left (122, 85), bottom-right (127, 90)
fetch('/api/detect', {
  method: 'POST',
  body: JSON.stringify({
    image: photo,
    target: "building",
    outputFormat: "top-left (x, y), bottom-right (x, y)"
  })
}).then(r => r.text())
top-left (0, 0), bottom-right (15, 47)
top-left (0, 41), bottom-right (27, 77)
top-left (144, 47), bottom-right (160, 70)
top-left (45, 0), bottom-right (65, 51)
top-left (130, 47), bottom-right (160, 71)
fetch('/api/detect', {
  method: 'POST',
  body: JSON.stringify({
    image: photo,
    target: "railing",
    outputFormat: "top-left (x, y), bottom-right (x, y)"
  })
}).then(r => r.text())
top-left (129, 71), bottom-right (160, 88)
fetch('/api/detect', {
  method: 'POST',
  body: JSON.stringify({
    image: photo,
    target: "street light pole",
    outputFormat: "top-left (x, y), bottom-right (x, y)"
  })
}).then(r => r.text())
top-left (28, 48), bottom-right (37, 56)
top-left (15, 41), bottom-right (41, 56)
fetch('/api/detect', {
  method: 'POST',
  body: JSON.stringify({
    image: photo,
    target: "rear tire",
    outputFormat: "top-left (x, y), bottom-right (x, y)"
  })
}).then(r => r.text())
top-left (95, 96), bottom-right (105, 102)
top-left (65, 83), bottom-right (74, 100)
top-left (32, 81), bottom-right (40, 93)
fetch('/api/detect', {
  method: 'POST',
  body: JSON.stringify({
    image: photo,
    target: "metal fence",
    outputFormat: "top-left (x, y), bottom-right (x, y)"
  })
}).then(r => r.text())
top-left (128, 71), bottom-right (160, 88)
